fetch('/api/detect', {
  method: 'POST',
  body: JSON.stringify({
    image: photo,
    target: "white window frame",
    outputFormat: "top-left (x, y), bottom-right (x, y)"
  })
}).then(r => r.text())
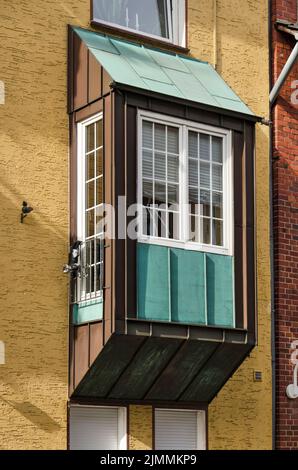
top-left (154, 408), bottom-right (206, 450)
top-left (77, 113), bottom-right (104, 302)
top-left (92, 0), bottom-right (186, 47)
top-left (69, 405), bottom-right (127, 450)
top-left (138, 110), bottom-right (233, 256)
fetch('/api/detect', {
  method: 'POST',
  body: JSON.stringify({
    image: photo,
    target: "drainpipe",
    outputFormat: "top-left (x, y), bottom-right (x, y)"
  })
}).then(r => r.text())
top-left (269, 26), bottom-right (298, 104)
top-left (268, 0), bottom-right (276, 450)
top-left (213, 0), bottom-right (217, 69)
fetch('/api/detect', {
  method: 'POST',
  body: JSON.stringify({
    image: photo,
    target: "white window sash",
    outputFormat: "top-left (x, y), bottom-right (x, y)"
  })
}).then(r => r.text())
top-left (77, 113), bottom-right (104, 302)
top-left (92, 0), bottom-right (186, 46)
top-left (138, 110), bottom-right (233, 256)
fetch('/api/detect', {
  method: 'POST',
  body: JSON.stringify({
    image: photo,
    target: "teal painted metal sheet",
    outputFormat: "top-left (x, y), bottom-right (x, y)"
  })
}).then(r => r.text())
top-left (137, 243), bottom-right (234, 327)
top-left (206, 254), bottom-right (234, 327)
top-left (137, 243), bottom-right (170, 321)
top-left (72, 26), bottom-right (255, 118)
top-left (170, 248), bottom-right (206, 324)
top-left (73, 298), bottom-right (103, 325)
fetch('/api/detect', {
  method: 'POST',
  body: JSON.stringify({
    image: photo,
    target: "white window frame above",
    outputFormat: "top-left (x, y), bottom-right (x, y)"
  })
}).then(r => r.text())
top-left (154, 408), bottom-right (206, 450)
top-left (69, 405), bottom-right (127, 450)
top-left (92, 0), bottom-right (186, 47)
top-left (138, 110), bottom-right (234, 256)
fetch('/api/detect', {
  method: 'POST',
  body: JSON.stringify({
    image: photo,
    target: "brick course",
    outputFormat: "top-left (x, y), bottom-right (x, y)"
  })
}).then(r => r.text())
top-left (272, 0), bottom-right (298, 450)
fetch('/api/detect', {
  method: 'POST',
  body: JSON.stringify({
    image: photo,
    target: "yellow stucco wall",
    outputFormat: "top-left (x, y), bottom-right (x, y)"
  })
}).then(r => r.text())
top-left (128, 406), bottom-right (153, 450)
top-left (0, 0), bottom-right (271, 449)
top-left (188, 0), bottom-right (272, 449)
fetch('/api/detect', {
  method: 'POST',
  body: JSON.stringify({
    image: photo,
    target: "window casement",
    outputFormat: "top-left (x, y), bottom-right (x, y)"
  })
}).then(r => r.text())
top-left (76, 114), bottom-right (104, 302)
top-left (155, 409), bottom-right (206, 450)
top-left (69, 405), bottom-right (127, 450)
top-left (138, 111), bottom-right (233, 256)
top-left (92, 0), bottom-right (186, 47)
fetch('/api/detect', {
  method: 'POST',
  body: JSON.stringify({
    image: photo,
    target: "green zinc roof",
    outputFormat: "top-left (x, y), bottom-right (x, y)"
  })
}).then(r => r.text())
top-left (73, 26), bottom-right (255, 118)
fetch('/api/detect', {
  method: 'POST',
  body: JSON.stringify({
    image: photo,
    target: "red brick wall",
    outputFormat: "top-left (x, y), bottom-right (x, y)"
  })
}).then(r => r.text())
top-left (272, 0), bottom-right (298, 450)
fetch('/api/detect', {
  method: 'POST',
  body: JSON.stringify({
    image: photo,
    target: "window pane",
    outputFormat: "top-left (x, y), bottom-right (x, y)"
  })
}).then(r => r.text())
top-left (168, 155), bottom-right (179, 182)
top-left (189, 187), bottom-right (198, 215)
top-left (86, 210), bottom-right (95, 238)
top-left (213, 219), bottom-right (223, 246)
top-left (200, 162), bottom-right (210, 188)
top-left (143, 150), bottom-right (153, 178)
top-left (87, 180), bottom-right (95, 208)
top-left (167, 126), bottom-right (179, 154)
top-left (157, 210), bottom-right (167, 238)
top-left (189, 159), bottom-right (198, 186)
top-left (212, 164), bottom-right (222, 191)
top-left (154, 124), bottom-right (166, 151)
top-left (143, 180), bottom-right (153, 206)
top-left (200, 134), bottom-right (210, 160)
top-left (96, 120), bottom-right (103, 148)
top-left (143, 121), bottom-right (153, 148)
top-left (86, 124), bottom-right (95, 153)
top-left (168, 184), bottom-right (179, 208)
top-left (200, 190), bottom-right (210, 217)
top-left (96, 177), bottom-right (103, 206)
top-left (95, 206), bottom-right (104, 234)
top-left (154, 152), bottom-right (166, 180)
top-left (93, 0), bottom-right (170, 39)
top-left (155, 182), bottom-right (166, 205)
top-left (212, 136), bottom-right (223, 163)
top-left (213, 192), bottom-right (223, 219)
top-left (86, 153), bottom-right (95, 181)
top-left (168, 212), bottom-right (179, 239)
top-left (96, 148), bottom-right (103, 177)
top-left (188, 131), bottom-right (198, 158)
top-left (201, 218), bottom-right (210, 244)
top-left (189, 215), bottom-right (199, 242)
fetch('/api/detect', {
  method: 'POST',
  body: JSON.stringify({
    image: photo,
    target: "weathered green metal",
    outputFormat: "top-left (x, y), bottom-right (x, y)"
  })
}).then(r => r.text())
top-left (73, 298), bottom-right (103, 325)
top-left (72, 26), bottom-right (255, 117)
top-left (137, 243), bottom-right (235, 328)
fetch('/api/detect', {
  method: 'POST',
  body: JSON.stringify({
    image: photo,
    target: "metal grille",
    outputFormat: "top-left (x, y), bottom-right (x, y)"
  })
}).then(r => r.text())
top-left (71, 236), bottom-right (104, 304)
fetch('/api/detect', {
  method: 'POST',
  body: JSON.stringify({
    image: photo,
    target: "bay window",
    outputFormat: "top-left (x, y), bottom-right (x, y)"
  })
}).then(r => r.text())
top-left (138, 111), bottom-right (233, 255)
top-left (92, 0), bottom-right (186, 46)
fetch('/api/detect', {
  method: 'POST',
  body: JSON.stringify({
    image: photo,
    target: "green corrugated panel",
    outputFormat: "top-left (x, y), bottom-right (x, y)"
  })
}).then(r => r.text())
top-left (73, 298), bottom-right (103, 325)
top-left (72, 26), bottom-right (256, 118)
top-left (170, 248), bottom-right (206, 324)
top-left (206, 254), bottom-right (234, 327)
top-left (137, 244), bottom-right (170, 321)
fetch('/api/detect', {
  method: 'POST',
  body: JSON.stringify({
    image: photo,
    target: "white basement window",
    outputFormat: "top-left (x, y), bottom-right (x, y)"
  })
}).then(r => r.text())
top-left (92, 0), bottom-right (186, 47)
top-left (69, 405), bottom-right (127, 450)
top-left (138, 111), bottom-right (233, 256)
top-left (155, 409), bottom-right (206, 450)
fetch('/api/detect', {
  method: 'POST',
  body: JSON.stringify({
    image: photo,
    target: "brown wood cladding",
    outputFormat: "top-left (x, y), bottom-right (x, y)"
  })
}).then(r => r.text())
top-left (68, 29), bottom-right (112, 114)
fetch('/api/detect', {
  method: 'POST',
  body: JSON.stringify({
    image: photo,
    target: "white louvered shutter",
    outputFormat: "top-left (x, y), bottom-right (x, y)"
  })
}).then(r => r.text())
top-left (69, 406), bottom-right (126, 450)
top-left (155, 409), bottom-right (206, 450)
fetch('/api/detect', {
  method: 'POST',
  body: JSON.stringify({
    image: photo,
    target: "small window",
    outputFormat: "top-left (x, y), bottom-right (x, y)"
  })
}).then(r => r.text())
top-left (76, 114), bottom-right (104, 302)
top-left (155, 409), bottom-right (206, 450)
top-left (69, 406), bottom-right (127, 450)
top-left (138, 112), bottom-right (233, 255)
top-left (92, 0), bottom-right (186, 46)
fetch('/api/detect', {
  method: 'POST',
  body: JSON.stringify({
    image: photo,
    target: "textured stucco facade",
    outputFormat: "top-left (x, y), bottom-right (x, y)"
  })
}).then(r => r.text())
top-left (0, 0), bottom-right (271, 449)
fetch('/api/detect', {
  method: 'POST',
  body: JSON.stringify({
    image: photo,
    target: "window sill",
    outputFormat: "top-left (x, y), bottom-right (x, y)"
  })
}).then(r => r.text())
top-left (138, 236), bottom-right (232, 257)
top-left (90, 21), bottom-right (190, 55)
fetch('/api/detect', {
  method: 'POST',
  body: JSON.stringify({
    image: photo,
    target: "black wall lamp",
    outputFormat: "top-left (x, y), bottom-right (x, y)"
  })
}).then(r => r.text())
top-left (21, 201), bottom-right (33, 223)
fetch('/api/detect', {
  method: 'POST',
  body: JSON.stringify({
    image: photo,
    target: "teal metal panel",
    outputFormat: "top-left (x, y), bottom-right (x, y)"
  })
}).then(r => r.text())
top-left (206, 254), bottom-right (234, 327)
top-left (73, 298), bottom-right (103, 325)
top-left (170, 248), bottom-right (206, 324)
top-left (137, 244), bottom-right (170, 321)
top-left (72, 26), bottom-right (256, 118)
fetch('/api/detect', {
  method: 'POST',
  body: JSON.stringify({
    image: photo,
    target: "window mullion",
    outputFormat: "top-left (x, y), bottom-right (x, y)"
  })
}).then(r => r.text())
top-left (180, 125), bottom-right (188, 243)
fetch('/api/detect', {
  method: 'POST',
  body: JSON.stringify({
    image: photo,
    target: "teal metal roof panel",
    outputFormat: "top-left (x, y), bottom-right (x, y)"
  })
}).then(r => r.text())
top-left (73, 27), bottom-right (256, 118)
